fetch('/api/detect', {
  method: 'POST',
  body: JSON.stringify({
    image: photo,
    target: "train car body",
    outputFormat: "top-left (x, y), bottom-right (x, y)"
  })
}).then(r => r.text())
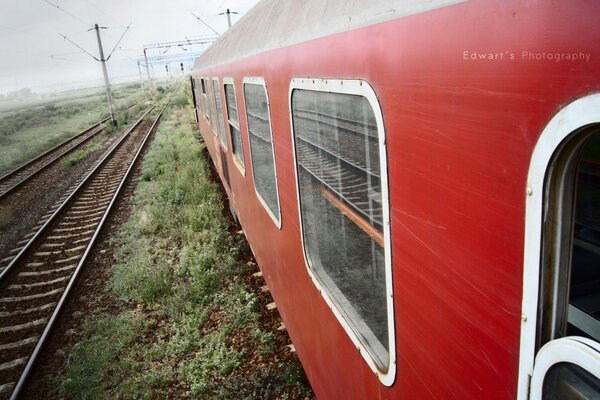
top-left (190, 1), bottom-right (600, 398)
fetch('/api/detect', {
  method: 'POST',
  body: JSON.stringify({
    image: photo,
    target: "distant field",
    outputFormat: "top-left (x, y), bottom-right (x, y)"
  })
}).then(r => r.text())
top-left (0, 83), bottom-right (146, 175)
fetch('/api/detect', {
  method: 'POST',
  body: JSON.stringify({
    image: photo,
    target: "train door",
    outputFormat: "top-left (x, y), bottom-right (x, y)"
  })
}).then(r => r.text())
top-left (519, 94), bottom-right (600, 400)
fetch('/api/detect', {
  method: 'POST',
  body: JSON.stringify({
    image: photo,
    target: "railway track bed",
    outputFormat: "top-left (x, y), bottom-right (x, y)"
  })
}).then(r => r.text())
top-left (0, 104), bottom-right (166, 399)
top-left (0, 106), bottom-right (143, 262)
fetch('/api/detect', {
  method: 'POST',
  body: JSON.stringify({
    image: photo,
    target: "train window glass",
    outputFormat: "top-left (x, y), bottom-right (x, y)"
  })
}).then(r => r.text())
top-left (207, 79), bottom-right (217, 134)
top-left (190, 78), bottom-right (198, 108)
top-left (196, 79), bottom-right (203, 113)
top-left (224, 82), bottom-right (244, 170)
top-left (542, 362), bottom-right (600, 400)
top-left (213, 78), bottom-right (227, 149)
top-left (541, 130), bottom-right (600, 346)
top-left (290, 80), bottom-right (393, 375)
top-left (243, 80), bottom-right (280, 225)
top-left (200, 78), bottom-right (208, 117)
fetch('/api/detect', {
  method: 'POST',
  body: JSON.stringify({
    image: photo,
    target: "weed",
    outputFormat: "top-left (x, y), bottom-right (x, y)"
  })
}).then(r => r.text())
top-left (60, 137), bottom-right (102, 169)
top-left (0, 212), bottom-right (10, 230)
top-left (60, 88), bottom-right (313, 399)
top-left (61, 312), bottom-right (145, 398)
top-left (0, 84), bottom-right (144, 175)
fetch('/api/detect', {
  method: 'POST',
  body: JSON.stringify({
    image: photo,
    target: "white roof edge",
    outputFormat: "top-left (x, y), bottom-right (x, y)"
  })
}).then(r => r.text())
top-left (193, 0), bottom-right (467, 71)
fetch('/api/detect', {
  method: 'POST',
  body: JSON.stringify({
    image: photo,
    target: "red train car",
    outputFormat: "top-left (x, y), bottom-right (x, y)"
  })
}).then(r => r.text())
top-left (190, 1), bottom-right (600, 398)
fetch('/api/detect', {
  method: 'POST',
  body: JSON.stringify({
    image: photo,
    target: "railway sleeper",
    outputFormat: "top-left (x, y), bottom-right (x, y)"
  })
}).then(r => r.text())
top-left (20, 263), bottom-right (76, 277)
top-left (0, 302), bottom-right (56, 318)
top-left (54, 222), bottom-right (98, 232)
top-left (8, 275), bottom-right (70, 290)
top-left (0, 287), bottom-right (62, 303)
top-left (0, 318), bottom-right (47, 334)
top-left (0, 357), bottom-right (27, 373)
top-left (64, 209), bottom-right (107, 220)
top-left (46, 229), bottom-right (95, 241)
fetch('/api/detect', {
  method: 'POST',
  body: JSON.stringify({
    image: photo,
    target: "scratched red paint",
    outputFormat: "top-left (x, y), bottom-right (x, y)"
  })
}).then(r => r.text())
top-left (191, 1), bottom-right (600, 398)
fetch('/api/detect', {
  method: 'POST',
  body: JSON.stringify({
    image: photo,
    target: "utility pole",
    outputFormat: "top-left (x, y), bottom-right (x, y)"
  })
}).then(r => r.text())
top-left (137, 60), bottom-right (144, 91)
top-left (143, 48), bottom-right (153, 90)
top-left (59, 23), bottom-right (129, 124)
top-left (93, 24), bottom-right (116, 123)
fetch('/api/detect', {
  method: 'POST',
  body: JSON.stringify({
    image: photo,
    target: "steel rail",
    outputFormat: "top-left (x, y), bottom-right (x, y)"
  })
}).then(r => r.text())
top-left (8, 99), bottom-right (169, 399)
top-left (0, 102), bottom-right (145, 200)
top-left (0, 106), bottom-right (153, 283)
top-left (0, 123), bottom-right (106, 200)
top-left (0, 119), bottom-right (106, 184)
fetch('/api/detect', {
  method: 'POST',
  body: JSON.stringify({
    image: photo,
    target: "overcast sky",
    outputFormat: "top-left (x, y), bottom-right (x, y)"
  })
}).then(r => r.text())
top-left (0, 0), bottom-right (260, 94)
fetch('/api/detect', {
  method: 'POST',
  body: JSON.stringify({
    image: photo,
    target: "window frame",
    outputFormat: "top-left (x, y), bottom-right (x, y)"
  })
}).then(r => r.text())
top-left (530, 337), bottom-right (600, 399)
top-left (200, 78), bottom-right (208, 119)
top-left (190, 77), bottom-right (199, 123)
top-left (212, 77), bottom-right (228, 149)
top-left (518, 93), bottom-right (600, 400)
top-left (242, 77), bottom-right (282, 228)
top-left (224, 77), bottom-right (245, 175)
top-left (207, 78), bottom-right (217, 135)
top-left (288, 77), bottom-right (396, 386)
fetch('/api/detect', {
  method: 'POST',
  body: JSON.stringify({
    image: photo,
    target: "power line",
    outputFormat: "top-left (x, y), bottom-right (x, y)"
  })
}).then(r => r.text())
top-left (211, 0), bottom-right (227, 24)
top-left (43, 0), bottom-right (91, 28)
top-left (191, 12), bottom-right (220, 36)
top-left (143, 36), bottom-right (218, 50)
top-left (58, 33), bottom-right (99, 61)
top-left (106, 24), bottom-right (131, 60)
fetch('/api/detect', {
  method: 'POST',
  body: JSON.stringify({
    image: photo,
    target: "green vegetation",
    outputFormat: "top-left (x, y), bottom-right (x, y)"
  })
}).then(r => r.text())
top-left (0, 84), bottom-right (145, 175)
top-left (61, 89), bottom-right (312, 399)
top-left (0, 211), bottom-right (10, 230)
top-left (60, 137), bottom-right (103, 169)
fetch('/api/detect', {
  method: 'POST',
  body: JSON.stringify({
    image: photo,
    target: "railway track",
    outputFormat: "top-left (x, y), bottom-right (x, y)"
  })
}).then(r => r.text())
top-left (0, 120), bottom-right (108, 200)
top-left (0, 102), bottom-right (142, 200)
top-left (0, 102), bottom-right (166, 400)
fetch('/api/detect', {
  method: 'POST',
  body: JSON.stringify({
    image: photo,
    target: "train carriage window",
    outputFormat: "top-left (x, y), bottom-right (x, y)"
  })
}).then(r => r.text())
top-left (243, 79), bottom-right (281, 226)
top-left (200, 78), bottom-right (208, 118)
top-left (213, 78), bottom-right (227, 149)
top-left (290, 79), bottom-right (394, 380)
top-left (207, 79), bottom-right (216, 133)
top-left (540, 130), bottom-right (600, 345)
top-left (532, 127), bottom-right (600, 399)
top-left (224, 81), bottom-right (244, 170)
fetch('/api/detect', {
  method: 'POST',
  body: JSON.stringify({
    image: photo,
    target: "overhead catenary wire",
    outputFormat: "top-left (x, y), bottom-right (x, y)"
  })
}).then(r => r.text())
top-left (191, 12), bottom-right (221, 36)
top-left (106, 24), bottom-right (131, 60)
top-left (58, 33), bottom-right (99, 61)
top-left (43, 0), bottom-right (91, 28)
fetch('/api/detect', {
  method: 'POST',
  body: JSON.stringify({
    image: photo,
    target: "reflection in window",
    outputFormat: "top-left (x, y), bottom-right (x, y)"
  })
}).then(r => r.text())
top-left (225, 83), bottom-right (244, 168)
top-left (543, 362), bottom-right (600, 400)
top-left (244, 82), bottom-right (280, 222)
top-left (207, 80), bottom-right (216, 133)
top-left (213, 79), bottom-right (227, 148)
top-left (568, 133), bottom-right (600, 341)
top-left (291, 89), bottom-right (389, 370)
top-left (200, 78), bottom-right (208, 118)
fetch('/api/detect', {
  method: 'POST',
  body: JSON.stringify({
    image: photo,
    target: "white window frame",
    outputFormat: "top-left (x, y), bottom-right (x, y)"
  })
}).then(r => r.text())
top-left (207, 78), bottom-right (218, 136)
top-left (288, 77), bottom-right (396, 386)
top-left (200, 77), bottom-right (209, 119)
top-left (518, 93), bottom-right (600, 400)
top-left (212, 77), bottom-right (228, 150)
top-left (224, 77), bottom-right (245, 175)
top-left (242, 77), bottom-right (282, 229)
top-left (530, 337), bottom-right (600, 399)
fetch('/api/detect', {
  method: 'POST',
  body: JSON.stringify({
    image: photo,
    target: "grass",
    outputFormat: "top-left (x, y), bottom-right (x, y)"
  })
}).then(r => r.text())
top-left (60, 137), bottom-right (104, 169)
top-left (0, 84), bottom-right (145, 175)
top-left (60, 84), bottom-right (312, 399)
top-left (0, 211), bottom-right (10, 230)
